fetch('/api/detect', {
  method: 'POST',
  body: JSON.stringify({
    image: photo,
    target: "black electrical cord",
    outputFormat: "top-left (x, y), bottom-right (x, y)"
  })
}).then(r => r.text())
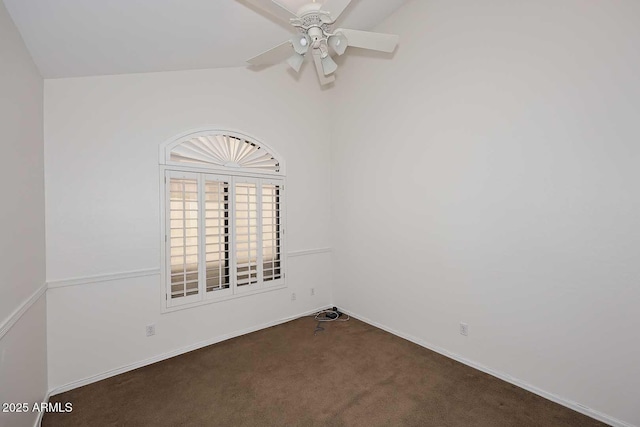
top-left (312, 309), bottom-right (350, 322)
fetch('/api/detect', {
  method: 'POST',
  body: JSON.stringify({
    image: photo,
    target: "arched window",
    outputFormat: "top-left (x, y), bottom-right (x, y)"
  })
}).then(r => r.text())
top-left (160, 130), bottom-right (285, 311)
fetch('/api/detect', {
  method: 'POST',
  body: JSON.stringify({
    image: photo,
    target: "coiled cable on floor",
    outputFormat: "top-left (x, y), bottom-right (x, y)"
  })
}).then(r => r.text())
top-left (313, 309), bottom-right (350, 322)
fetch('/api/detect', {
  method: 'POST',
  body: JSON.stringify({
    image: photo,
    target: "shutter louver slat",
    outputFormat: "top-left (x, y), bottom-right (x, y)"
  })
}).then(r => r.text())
top-left (194, 137), bottom-right (220, 159)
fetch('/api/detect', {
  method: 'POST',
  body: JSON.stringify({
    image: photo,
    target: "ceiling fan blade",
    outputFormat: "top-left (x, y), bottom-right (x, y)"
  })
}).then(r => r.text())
top-left (247, 41), bottom-right (294, 66)
top-left (322, 0), bottom-right (352, 21)
top-left (287, 53), bottom-right (305, 73)
top-left (338, 28), bottom-right (399, 53)
top-left (312, 50), bottom-right (335, 86)
top-left (242, 0), bottom-right (298, 22)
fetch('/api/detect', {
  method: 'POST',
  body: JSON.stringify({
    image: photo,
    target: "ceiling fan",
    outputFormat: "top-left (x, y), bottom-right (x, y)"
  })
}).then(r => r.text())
top-left (242, 0), bottom-right (399, 85)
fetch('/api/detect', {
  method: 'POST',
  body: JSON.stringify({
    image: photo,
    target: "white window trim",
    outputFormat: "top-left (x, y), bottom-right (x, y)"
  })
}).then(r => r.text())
top-left (159, 129), bottom-right (286, 314)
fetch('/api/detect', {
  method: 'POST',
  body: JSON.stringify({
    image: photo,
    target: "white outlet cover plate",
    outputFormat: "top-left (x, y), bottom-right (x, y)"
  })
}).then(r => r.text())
top-left (460, 323), bottom-right (468, 336)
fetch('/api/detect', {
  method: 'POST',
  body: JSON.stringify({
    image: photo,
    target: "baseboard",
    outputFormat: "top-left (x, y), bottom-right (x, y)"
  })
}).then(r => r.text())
top-left (339, 308), bottom-right (633, 427)
top-left (34, 390), bottom-right (51, 427)
top-left (48, 305), bottom-right (331, 397)
top-left (44, 303), bottom-right (633, 426)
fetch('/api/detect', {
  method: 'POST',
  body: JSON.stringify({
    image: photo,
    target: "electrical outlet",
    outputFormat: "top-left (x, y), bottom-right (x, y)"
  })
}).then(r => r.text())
top-left (310, 288), bottom-right (315, 296)
top-left (460, 322), bottom-right (468, 336)
top-left (146, 324), bottom-right (156, 337)
top-left (291, 292), bottom-right (296, 301)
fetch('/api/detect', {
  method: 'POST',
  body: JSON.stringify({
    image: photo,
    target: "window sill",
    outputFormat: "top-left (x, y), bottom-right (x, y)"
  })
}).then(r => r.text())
top-left (161, 282), bottom-right (287, 314)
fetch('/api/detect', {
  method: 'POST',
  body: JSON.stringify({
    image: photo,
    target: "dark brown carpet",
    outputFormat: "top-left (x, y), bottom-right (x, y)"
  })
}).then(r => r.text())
top-left (43, 317), bottom-right (604, 427)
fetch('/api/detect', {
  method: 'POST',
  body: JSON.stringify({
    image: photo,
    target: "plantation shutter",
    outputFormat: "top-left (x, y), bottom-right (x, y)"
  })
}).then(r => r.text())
top-left (204, 175), bottom-right (232, 297)
top-left (164, 169), bottom-right (285, 308)
top-left (169, 134), bottom-right (280, 173)
top-left (234, 178), bottom-right (260, 292)
top-left (167, 172), bottom-right (201, 304)
top-left (262, 181), bottom-right (283, 284)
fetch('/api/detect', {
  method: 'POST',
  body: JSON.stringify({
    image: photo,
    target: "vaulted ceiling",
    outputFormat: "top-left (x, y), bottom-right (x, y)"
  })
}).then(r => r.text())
top-left (4, 0), bottom-right (408, 78)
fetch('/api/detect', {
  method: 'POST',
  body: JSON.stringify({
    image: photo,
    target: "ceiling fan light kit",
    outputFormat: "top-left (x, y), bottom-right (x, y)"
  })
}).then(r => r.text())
top-left (243, 0), bottom-right (399, 86)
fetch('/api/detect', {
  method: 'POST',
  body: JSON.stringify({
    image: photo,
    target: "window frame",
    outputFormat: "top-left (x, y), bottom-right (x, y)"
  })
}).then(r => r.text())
top-left (159, 129), bottom-right (286, 313)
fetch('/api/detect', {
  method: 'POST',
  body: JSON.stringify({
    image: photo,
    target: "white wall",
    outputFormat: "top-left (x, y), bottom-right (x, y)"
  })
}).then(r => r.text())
top-left (44, 66), bottom-right (333, 390)
top-left (331, 1), bottom-right (640, 426)
top-left (0, 1), bottom-right (47, 426)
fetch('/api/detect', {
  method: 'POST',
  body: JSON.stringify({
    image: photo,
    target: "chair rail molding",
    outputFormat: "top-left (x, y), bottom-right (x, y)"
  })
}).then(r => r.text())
top-left (46, 247), bottom-right (332, 289)
top-left (47, 268), bottom-right (161, 289)
top-left (287, 247), bottom-right (331, 257)
top-left (0, 283), bottom-right (47, 340)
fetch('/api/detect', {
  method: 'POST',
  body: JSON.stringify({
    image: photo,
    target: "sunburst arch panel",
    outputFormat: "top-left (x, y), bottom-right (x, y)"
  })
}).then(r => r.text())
top-left (169, 134), bottom-right (280, 173)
